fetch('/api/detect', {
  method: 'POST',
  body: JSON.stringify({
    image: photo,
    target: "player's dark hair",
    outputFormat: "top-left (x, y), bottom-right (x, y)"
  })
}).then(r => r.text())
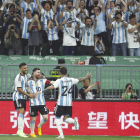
top-left (60, 67), bottom-right (67, 75)
top-left (26, 9), bottom-right (31, 13)
top-left (125, 83), bottom-right (133, 89)
top-left (66, 0), bottom-right (73, 5)
top-left (32, 68), bottom-right (40, 73)
top-left (129, 13), bottom-right (135, 20)
top-left (115, 11), bottom-right (122, 17)
top-left (19, 63), bottom-right (27, 68)
top-left (85, 17), bottom-right (92, 22)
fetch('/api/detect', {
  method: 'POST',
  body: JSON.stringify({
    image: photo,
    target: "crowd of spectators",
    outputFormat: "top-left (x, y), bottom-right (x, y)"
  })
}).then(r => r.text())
top-left (0, 0), bottom-right (140, 56)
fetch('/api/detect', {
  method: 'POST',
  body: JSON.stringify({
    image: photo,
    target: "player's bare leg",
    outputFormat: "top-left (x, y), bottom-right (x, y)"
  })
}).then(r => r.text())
top-left (55, 116), bottom-right (64, 139)
top-left (30, 117), bottom-right (37, 138)
top-left (64, 116), bottom-right (79, 131)
top-left (37, 114), bottom-right (48, 136)
top-left (17, 108), bottom-right (28, 137)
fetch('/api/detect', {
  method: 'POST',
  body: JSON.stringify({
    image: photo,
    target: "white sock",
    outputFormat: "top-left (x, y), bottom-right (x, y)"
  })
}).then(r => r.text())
top-left (38, 119), bottom-right (47, 128)
top-left (30, 120), bottom-right (35, 134)
top-left (65, 118), bottom-right (74, 124)
top-left (55, 118), bottom-right (64, 137)
top-left (18, 113), bottom-right (24, 132)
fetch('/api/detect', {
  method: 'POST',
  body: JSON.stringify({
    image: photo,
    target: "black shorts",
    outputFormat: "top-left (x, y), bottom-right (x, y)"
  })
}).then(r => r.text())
top-left (30, 105), bottom-right (49, 117)
top-left (14, 99), bottom-right (26, 110)
top-left (54, 103), bottom-right (72, 117)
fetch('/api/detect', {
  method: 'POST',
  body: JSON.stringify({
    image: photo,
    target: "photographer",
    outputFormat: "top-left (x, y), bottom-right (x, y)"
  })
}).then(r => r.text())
top-left (79, 79), bottom-right (101, 99)
top-left (4, 4), bottom-right (22, 32)
top-left (127, 13), bottom-right (140, 56)
top-left (107, 12), bottom-right (128, 56)
top-left (121, 83), bottom-right (137, 100)
top-left (28, 11), bottom-right (43, 55)
top-left (5, 21), bottom-right (22, 55)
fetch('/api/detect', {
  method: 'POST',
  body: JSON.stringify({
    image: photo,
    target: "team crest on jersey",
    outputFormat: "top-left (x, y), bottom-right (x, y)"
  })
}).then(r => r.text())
top-left (46, 12), bottom-right (48, 15)
top-left (35, 83), bottom-right (38, 86)
top-left (90, 29), bottom-right (92, 31)
top-left (31, 112), bottom-right (34, 115)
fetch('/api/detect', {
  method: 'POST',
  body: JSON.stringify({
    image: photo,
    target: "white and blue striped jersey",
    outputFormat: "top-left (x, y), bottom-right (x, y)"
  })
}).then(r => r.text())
top-left (41, 8), bottom-right (54, 30)
top-left (46, 26), bottom-right (59, 41)
top-left (125, 5), bottom-right (137, 23)
top-left (53, 77), bottom-right (79, 106)
top-left (21, 17), bottom-right (33, 39)
top-left (56, 3), bottom-right (66, 24)
top-left (77, 8), bottom-right (89, 20)
top-left (81, 25), bottom-right (95, 46)
top-left (112, 21), bottom-right (127, 44)
top-left (13, 73), bottom-right (31, 101)
top-left (63, 9), bottom-right (77, 21)
top-left (21, 2), bottom-right (34, 15)
top-left (27, 78), bottom-right (46, 106)
top-left (95, 44), bottom-right (104, 54)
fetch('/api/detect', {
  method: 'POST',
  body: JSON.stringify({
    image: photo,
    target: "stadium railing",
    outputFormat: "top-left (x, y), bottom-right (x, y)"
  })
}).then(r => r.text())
top-left (0, 64), bottom-right (140, 100)
top-left (0, 64), bottom-right (3, 98)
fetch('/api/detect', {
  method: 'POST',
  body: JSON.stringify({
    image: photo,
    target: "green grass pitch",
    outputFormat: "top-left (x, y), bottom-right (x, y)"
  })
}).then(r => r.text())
top-left (0, 135), bottom-right (139, 140)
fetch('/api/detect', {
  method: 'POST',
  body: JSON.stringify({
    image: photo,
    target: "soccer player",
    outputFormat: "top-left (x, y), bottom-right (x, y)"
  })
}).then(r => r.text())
top-left (42, 67), bottom-right (92, 138)
top-left (27, 68), bottom-right (51, 138)
top-left (13, 63), bottom-right (36, 137)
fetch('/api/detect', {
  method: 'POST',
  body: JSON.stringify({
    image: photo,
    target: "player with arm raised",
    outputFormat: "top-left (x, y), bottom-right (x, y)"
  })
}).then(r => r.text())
top-left (42, 67), bottom-right (91, 139)
top-left (13, 63), bottom-right (36, 137)
top-left (27, 68), bottom-right (52, 138)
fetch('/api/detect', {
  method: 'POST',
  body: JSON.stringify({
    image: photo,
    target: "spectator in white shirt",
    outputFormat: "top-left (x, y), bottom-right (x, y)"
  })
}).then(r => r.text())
top-left (107, 12), bottom-right (128, 56)
top-left (60, 18), bottom-right (80, 55)
top-left (127, 13), bottom-right (140, 56)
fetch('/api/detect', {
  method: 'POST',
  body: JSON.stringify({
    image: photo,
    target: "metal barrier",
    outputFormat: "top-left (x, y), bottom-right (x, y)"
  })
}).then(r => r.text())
top-left (0, 64), bottom-right (3, 99)
top-left (100, 65), bottom-right (140, 100)
top-left (0, 64), bottom-right (140, 100)
top-left (4, 64), bottom-right (98, 99)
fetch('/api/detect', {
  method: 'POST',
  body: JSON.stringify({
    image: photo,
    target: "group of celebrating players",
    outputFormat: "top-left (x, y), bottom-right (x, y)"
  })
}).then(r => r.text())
top-left (13, 62), bottom-right (91, 138)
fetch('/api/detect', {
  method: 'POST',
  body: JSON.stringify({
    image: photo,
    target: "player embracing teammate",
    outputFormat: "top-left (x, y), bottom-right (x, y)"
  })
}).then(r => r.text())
top-left (13, 63), bottom-right (91, 138)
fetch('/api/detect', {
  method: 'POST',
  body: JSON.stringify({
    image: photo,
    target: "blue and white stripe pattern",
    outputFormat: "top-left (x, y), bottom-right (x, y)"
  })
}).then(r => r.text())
top-left (22, 2), bottom-right (32, 15)
top-left (27, 79), bottom-right (46, 106)
top-left (53, 77), bottom-right (79, 106)
top-left (77, 8), bottom-right (89, 20)
top-left (112, 21), bottom-right (127, 44)
top-left (95, 44), bottom-right (104, 54)
top-left (46, 26), bottom-right (59, 41)
top-left (21, 17), bottom-right (33, 39)
top-left (81, 25), bottom-right (95, 46)
top-left (125, 5), bottom-right (137, 23)
top-left (56, 3), bottom-right (66, 24)
top-left (63, 9), bottom-right (77, 21)
top-left (41, 8), bottom-right (54, 30)
top-left (13, 73), bottom-right (31, 101)
top-left (31, 2), bottom-right (38, 12)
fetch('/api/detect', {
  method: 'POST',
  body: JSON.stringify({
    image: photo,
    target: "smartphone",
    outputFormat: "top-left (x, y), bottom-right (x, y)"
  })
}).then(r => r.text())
top-left (114, 7), bottom-right (119, 11)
